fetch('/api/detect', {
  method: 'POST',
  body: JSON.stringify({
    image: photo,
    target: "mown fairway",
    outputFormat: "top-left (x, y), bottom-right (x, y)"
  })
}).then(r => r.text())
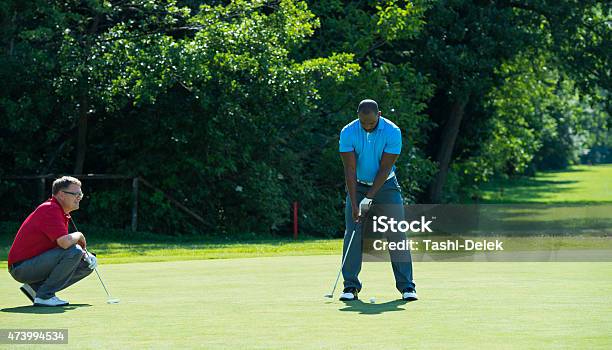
top-left (479, 164), bottom-right (612, 203)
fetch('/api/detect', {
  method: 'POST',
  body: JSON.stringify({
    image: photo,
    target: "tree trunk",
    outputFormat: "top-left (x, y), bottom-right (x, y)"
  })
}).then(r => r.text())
top-left (73, 94), bottom-right (88, 174)
top-left (9, 12), bottom-right (16, 56)
top-left (428, 98), bottom-right (468, 203)
top-left (73, 14), bottom-right (100, 175)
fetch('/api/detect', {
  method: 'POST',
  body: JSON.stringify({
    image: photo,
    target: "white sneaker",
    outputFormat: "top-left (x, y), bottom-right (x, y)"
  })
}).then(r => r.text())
top-left (34, 296), bottom-right (69, 307)
top-left (339, 288), bottom-right (359, 301)
top-left (20, 284), bottom-right (36, 302)
top-left (402, 289), bottom-right (418, 301)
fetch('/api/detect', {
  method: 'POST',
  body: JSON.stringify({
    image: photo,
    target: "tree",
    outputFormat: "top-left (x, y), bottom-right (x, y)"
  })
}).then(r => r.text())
top-left (1, 1), bottom-right (360, 235)
top-left (398, 0), bottom-right (609, 202)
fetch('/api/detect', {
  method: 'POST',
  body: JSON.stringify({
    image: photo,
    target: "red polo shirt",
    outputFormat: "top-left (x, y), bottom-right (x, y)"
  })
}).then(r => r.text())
top-left (8, 197), bottom-right (71, 266)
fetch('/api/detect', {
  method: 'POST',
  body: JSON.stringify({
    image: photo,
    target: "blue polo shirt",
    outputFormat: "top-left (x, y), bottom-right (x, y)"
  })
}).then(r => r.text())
top-left (339, 116), bottom-right (402, 183)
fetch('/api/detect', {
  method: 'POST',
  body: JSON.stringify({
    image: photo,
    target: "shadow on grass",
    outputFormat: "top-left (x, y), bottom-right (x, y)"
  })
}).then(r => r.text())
top-left (480, 178), bottom-right (580, 203)
top-left (541, 167), bottom-right (589, 174)
top-left (1, 303), bottom-right (91, 314)
top-left (339, 299), bottom-right (413, 315)
top-left (511, 179), bottom-right (577, 186)
top-left (473, 204), bottom-right (612, 235)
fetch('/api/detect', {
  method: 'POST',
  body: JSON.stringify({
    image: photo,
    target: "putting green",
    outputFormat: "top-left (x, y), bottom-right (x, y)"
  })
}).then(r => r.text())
top-left (1, 257), bottom-right (611, 349)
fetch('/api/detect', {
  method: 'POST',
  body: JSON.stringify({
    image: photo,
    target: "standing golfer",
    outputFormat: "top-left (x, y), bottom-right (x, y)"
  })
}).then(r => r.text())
top-left (338, 99), bottom-right (417, 301)
top-left (8, 176), bottom-right (96, 306)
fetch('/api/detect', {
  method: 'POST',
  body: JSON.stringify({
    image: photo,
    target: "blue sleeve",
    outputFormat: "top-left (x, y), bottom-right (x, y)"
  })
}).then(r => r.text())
top-left (339, 127), bottom-right (354, 152)
top-left (384, 127), bottom-right (402, 154)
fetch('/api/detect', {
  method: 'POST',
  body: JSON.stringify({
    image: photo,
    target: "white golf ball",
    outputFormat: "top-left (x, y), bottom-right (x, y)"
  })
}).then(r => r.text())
top-left (369, 297), bottom-right (376, 303)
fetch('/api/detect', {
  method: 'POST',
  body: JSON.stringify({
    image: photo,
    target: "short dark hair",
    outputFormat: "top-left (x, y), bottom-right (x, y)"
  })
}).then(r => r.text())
top-left (52, 176), bottom-right (81, 195)
top-left (357, 99), bottom-right (379, 114)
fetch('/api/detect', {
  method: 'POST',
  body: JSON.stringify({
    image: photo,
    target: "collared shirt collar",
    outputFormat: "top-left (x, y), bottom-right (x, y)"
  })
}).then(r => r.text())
top-left (366, 116), bottom-right (385, 133)
top-left (376, 117), bottom-right (386, 132)
top-left (50, 196), bottom-right (71, 220)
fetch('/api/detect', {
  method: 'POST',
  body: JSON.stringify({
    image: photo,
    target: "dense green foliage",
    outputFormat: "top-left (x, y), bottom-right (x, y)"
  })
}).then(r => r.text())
top-left (1, 1), bottom-right (609, 236)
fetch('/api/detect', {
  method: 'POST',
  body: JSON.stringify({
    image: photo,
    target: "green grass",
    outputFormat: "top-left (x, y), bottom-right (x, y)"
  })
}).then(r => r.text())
top-left (1, 258), bottom-right (611, 349)
top-left (2, 239), bottom-right (342, 266)
top-left (478, 164), bottom-right (612, 203)
top-left (2, 236), bottom-right (611, 268)
top-left (1, 165), bottom-right (610, 348)
top-left (0, 234), bottom-right (341, 267)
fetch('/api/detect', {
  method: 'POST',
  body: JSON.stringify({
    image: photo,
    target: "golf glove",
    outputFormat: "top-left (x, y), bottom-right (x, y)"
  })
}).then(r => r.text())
top-left (359, 197), bottom-right (373, 216)
top-left (84, 252), bottom-right (97, 270)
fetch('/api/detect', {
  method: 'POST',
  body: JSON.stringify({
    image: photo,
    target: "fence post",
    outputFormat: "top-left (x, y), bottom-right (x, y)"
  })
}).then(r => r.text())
top-left (131, 177), bottom-right (139, 232)
top-left (293, 201), bottom-right (298, 240)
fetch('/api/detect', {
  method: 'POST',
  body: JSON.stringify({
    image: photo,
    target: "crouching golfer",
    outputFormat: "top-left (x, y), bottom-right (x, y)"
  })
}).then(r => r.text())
top-left (338, 99), bottom-right (417, 302)
top-left (8, 176), bottom-right (96, 306)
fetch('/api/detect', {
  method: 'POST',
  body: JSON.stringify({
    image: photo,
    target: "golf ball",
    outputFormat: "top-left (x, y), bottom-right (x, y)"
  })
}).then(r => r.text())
top-left (369, 297), bottom-right (376, 303)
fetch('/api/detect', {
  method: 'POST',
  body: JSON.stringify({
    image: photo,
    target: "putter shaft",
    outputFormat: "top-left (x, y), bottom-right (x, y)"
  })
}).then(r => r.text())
top-left (93, 268), bottom-right (112, 297)
top-left (325, 221), bottom-right (360, 298)
top-left (71, 219), bottom-right (117, 301)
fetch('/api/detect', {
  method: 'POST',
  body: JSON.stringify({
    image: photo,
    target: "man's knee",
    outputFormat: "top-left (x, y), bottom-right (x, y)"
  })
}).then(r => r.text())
top-left (64, 245), bottom-right (85, 260)
top-left (82, 264), bottom-right (95, 277)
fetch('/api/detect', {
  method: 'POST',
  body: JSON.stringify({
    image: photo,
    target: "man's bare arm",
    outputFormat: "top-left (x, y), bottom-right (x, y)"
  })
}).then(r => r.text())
top-left (340, 151), bottom-right (359, 221)
top-left (366, 152), bottom-right (399, 199)
top-left (56, 232), bottom-right (86, 249)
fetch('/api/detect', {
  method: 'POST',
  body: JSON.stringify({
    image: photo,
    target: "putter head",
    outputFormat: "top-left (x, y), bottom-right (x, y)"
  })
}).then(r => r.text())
top-left (106, 298), bottom-right (120, 304)
top-left (324, 294), bottom-right (333, 298)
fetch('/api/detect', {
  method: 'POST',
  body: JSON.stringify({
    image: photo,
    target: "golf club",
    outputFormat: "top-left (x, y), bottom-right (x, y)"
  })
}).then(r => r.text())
top-left (324, 218), bottom-right (363, 299)
top-left (70, 219), bottom-right (120, 304)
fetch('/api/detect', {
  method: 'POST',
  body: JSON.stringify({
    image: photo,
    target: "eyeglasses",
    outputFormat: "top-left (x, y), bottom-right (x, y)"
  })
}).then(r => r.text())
top-left (62, 190), bottom-right (84, 198)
